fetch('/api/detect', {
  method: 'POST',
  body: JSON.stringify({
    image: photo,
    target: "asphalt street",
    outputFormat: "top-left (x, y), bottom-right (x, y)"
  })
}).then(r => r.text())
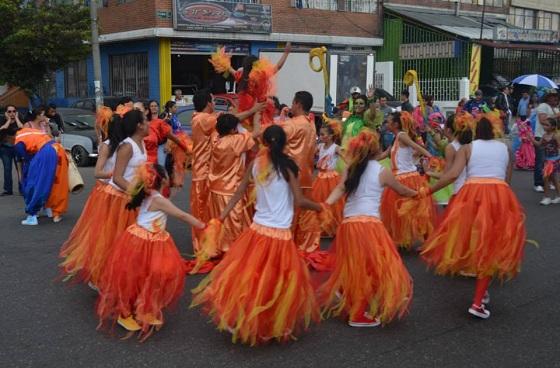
top-left (0, 167), bottom-right (559, 368)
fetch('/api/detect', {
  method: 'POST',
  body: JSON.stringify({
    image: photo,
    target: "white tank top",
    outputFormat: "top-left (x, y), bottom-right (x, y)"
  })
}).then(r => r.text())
top-left (252, 163), bottom-right (294, 229)
top-left (392, 132), bottom-right (417, 174)
top-left (344, 160), bottom-right (384, 218)
top-left (317, 143), bottom-right (338, 171)
top-left (99, 140), bottom-right (116, 184)
top-left (137, 192), bottom-right (167, 232)
top-left (467, 140), bottom-right (508, 180)
top-left (450, 139), bottom-right (467, 194)
top-left (109, 137), bottom-right (147, 190)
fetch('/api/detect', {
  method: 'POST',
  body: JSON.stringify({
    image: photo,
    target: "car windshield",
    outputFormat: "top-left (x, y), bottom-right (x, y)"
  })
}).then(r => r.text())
top-left (65, 115), bottom-right (95, 130)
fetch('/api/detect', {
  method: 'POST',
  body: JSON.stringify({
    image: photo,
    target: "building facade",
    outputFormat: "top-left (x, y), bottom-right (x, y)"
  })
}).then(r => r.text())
top-left (53, 0), bottom-right (382, 107)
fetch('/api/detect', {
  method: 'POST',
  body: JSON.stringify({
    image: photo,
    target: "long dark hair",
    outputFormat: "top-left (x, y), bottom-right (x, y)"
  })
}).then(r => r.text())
top-left (344, 130), bottom-right (379, 196)
top-left (475, 117), bottom-right (495, 140)
top-left (121, 109), bottom-right (145, 138)
top-left (146, 100), bottom-right (159, 121)
top-left (238, 55), bottom-right (258, 92)
top-left (107, 116), bottom-right (125, 155)
top-left (126, 163), bottom-right (167, 210)
top-left (262, 125), bottom-right (299, 182)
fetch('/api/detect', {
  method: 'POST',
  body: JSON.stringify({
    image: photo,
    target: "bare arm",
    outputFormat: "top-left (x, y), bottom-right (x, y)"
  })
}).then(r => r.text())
top-left (505, 146), bottom-right (513, 184)
top-left (325, 171), bottom-right (347, 205)
top-left (220, 163), bottom-right (253, 221)
top-left (399, 132), bottom-right (432, 158)
top-left (251, 111), bottom-right (262, 139)
top-left (430, 145), bottom-right (469, 193)
top-left (93, 142), bottom-right (112, 179)
top-left (380, 168), bottom-right (417, 197)
top-left (234, 101), bottom-right (266, 122)
top-left (167, 131), bottom-right (188, 151)
top-left (151, 196), bottom-right (205, 229)
top-left (288, 170), bottom-right (321, 211)
top-left (112, 143), bottom-right (133, 191)
top-left (275, 42), bottom-right (292, 72)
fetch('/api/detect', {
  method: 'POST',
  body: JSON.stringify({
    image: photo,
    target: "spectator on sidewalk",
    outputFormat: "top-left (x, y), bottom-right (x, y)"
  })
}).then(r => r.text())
top-left (534, 91), bottom-right (560, 193)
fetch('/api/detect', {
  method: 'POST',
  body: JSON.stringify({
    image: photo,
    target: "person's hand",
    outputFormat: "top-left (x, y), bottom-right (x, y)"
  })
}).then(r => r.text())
top-left (252, 101), bottom-right (267, 113)
top-left (367, 84), bottom-right (375, 98)
top-left (4, 111), bottom-right (9, 121)
top-left (284, 41), bottom-right (292, 54)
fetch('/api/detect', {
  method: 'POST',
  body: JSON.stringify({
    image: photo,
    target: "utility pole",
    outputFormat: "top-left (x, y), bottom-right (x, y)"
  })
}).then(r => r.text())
top-left (479, 0), bottom-right (486, 41)
top-left (90, 0), bottom-right (103, 108)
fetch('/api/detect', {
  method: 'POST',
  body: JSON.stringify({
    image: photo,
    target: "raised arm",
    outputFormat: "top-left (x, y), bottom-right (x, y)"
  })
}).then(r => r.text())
top-left (234, 101), bottom-right (266, 122)
top-left (220, 162), bottom-right (253, 221)
top-left (275, 42), bottom-right (292, 72)
top-left (151, 196), bottom-right (205, 229)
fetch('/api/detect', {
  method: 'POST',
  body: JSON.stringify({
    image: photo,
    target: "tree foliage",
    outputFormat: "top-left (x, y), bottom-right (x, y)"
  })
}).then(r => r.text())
top-left (0, 0), bottom-right (91, 94)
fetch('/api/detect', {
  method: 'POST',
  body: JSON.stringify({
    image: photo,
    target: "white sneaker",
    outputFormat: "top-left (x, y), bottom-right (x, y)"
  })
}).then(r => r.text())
top-left (550, 184), bottom-right (556, 190)
top-left (468, 304), bottom-right (490, 319)
top-left (534, 186), bottom-right (544, 193)
top-left (552, 197), bottom-right (560, 204)
top-left (21, 215), bottom-right (38, 225)
top-left (540, 197), bottom-right (552, 206)
top-left (45, 208), bottom-right (53, 218)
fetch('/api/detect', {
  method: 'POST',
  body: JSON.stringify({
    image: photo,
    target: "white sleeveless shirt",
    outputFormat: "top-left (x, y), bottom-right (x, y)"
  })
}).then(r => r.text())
top-left (99, 139), bottom-right (116, 184)
top-left (317, 143), bottom-right (339, 171)
top-left (252, 163), bottom-right (294, 229)
top-left (392, 132), bottom-right (417, 174)
top-left (450, 140), bottom-right (467, 194)
top-left (109, 137), bottom-right (147, 190)
top-left (344, 160), bottom-right (385, 218)
top-left (467, 140), bottom-right (508, 180)
top-left (137, 192), bottom-right (167, 232)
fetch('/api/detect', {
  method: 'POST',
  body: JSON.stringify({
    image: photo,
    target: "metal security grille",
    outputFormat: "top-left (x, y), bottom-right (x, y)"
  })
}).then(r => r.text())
top-left (493, 48), bottom-right (560, 81)
top-left (292, 0), bottom-right (376, 12)
top-left (65, 60), bottom-right (88, 98)
top-left (109, 53), bottom-right (149, 98)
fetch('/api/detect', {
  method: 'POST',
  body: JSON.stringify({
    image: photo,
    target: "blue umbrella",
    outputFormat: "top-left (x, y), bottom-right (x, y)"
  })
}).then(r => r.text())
top-left (512, 74), bottom-right (558, 89)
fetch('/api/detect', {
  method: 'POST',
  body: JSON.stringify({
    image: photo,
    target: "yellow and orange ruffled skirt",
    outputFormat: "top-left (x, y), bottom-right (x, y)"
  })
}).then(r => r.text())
top-left (421, 178), bottom-right (527, 280)
top-left (380, 172), bottom-right (436, 249)
top-left (309, 171), bottom-right (344, 237)
top-left (318, 216), bottom-right (413, 323)
top-left (167, 132), bottom-right (192, 188)
top-left (59, 183), bottom-right (137, 285)
top-left (207, 191), bottom-right (252, 254)
top-left (191, 222), bottom-right (320, 345)
top-left (96, 224), bottom-right (185, 334)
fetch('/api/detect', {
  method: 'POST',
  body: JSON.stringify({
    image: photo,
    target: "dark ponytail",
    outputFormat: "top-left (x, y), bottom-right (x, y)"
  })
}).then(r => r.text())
top-left (121, 109), bottom-right (145, 138)
top-left (343, 130), bottom-right (379, 196)
top-left (262, 125), bottom-right (299, 182)
top-left (107, 115), bottom-right (126, 155)
top-left (126, 164), bottom-right (167, 210)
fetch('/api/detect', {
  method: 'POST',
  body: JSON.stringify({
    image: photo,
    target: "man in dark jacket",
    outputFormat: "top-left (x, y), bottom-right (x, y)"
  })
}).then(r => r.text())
top-left (495, 85), bottom-right (514, 134)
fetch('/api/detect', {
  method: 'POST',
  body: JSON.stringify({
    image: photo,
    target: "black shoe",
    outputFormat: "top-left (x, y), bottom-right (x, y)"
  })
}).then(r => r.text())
top-left (0, 192), bottom-right (13, 196)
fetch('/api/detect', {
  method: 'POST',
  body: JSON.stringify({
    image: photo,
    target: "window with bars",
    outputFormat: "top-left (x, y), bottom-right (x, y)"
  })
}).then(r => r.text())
top-left (440, 0), bottom-right (504, 6)
top-left (65, 60), bottom-right (88, 98)
top-left (109, 53), bottom-right (149, 98)
top-left (508, 7), bottom-right (535, 29)
top-left (292, 0), bottom-right (376, 13)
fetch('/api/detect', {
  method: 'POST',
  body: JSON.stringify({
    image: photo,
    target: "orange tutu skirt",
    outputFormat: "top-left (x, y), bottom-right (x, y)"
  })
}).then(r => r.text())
top-left (421, 178), bottom-right (527, 280)
top-left (96, 224), bottom-right (185, 333)
top-left (309, 171), bottom-right (344, 237)
top-left (59, 184), bottom-right (137, 284)
top-left (380, 172), bottom-right (436, 249)
top-left (318, 216), bottom-right (413, 323)
top-left (191, 223), bottom-right (320, 345)
top-left (208, 191), bottom-right (252, 253)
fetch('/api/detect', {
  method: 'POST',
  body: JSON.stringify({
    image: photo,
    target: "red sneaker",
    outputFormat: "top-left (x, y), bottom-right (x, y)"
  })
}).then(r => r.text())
top-left (468, 304), bottom-right (491, 319)
top-left (348, 313), bottom-right (381, 328)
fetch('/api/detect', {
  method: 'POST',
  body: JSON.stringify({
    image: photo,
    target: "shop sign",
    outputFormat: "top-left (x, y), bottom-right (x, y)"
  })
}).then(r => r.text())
top-left (173, 0), bottom-right (272, 34)
top-left (170, 40), bottom-right (250, 54)
top-left (157, 10), bottom-right (172, 19)
top-left (494, 26), bottom-right (560, 44)
top-left (399, 41), bottom-right (458, 60)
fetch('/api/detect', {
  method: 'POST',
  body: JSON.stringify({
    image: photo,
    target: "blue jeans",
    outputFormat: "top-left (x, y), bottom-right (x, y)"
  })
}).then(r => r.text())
top-left (0, 143), bottom-right (15, 194)
top-left (534, 139), bottom-right (544, 187)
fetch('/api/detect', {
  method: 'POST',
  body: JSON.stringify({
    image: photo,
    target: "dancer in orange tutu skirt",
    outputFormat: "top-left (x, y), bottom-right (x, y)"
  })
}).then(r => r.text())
top-left (380, 111), bottom-right (435, 249)
top-left (421, 116), bottom-right (527, 319)
top-left (60, 109), bottom-right (148, 287)
top-left (97, 163), bottom-right (205, 338)
top-left (309, 119), bottom-right (344, 238)
top-left (319, 130), bottom-right (414, 327)
top-left (192, 125), bottom-right (322, 345)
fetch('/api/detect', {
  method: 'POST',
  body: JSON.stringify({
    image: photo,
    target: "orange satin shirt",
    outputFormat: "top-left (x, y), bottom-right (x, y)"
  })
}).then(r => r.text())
top-left (208, 131), bottom-right (255, 195)
top-left (191, 112), bottom-right (218, 181)
top-left (280, 115), bottom-right (317, 188)
top-left (15, 128), bottom-right (51, 153)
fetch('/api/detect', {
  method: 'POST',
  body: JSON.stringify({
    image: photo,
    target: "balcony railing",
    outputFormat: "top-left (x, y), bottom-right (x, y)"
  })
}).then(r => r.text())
top-left (292, 0), bottom-right (377, 13)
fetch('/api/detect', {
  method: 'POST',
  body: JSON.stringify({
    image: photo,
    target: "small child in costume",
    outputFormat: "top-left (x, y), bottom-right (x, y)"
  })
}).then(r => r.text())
top-left (514, 117), bottom-right (535, 170)
top-left (96, 163), bottom-right (205, 340)
top-left (529, 117), bottom-right (560, 205)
